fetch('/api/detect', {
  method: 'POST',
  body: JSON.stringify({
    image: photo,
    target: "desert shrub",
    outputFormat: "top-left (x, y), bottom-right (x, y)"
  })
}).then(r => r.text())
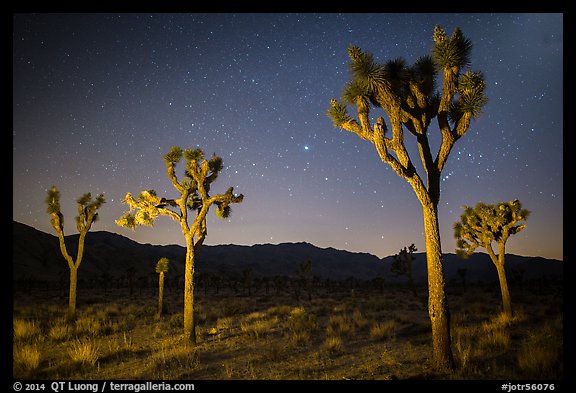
top-left (150, 344), bottom-right (200, 379)
top-left (478, 325), bottom-right (510, 353)
top-left (13, 319), bottom-right (41, 341)
top-left (68, 339), bottom-right (100, 367)
top-left (240, 312), bottom-right (278, 339)
top-left (284, 307), bottom-right (317, 346)
top-left (517, 323), bottom-right (562, 379)
top-left (326, 313), bottom-right (354, 338)
top-left (13, 344), bottom-right (41, 372)
top-left (351, 308), bottom-right (370, 330)
top-left (216, 316), bottom-right (234, 330)
top-left (133, 305), bottom-right (156, 319)
top-left (267, 304), bottom-right (293, 318)
top-left (74, 316), bottom-right (102, 337)
top-left (49, 322), bottom-right (72, 342)
top-left (323, 335), bottom-right (343, 354)
top-left (369, 320), bottom-right (396, 341)
top-left (168, 313), bottom-right (184, 329)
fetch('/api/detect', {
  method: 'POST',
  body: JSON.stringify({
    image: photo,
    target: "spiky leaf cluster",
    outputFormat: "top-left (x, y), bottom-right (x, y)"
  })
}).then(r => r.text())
top-left (450, 71), bottom-right (488, 120)
top-left (327, 99), bottom-right (352, 128)
top-left (75, 192), bottom-right (106, 232)
top-left (117, 146), bottom-right (244, 230)
top-left (328, 25), bottom-right (485, 138)
top-left (215, 187), bottom-right (244, 219)
top-left (45, 185), bottom-right (64, 231)
top-left (117, 190), bottom-right (163, 229)
top-left (156, 257), bottom-right (170, 274)
top-left (454, 199), bottom-right (530, 258)
top-left (432, 26), bottom-right (472, 70)
top-left (45, 185), bottom-right (105, 233)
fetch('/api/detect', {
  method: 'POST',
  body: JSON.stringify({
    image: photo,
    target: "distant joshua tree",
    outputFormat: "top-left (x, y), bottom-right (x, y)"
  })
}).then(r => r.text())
top-left (45, 185), bottom-right (105, 321)
top-left (116, 146), bottom-right (243, 344)
top-left (156, 257), bottom-right (170, 319)
top-left (297, 260), bottom-right (313, 301)
top-left (454, 199), bottom-right (530, 316)
top-left (391, 244), bottom-right (418, 297)
top-left (327, 25), bottom-right (487, 369)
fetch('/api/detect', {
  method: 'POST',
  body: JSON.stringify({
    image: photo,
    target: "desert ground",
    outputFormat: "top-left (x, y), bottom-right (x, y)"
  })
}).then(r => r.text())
top-left (12, 279), bottom-right (562, 381)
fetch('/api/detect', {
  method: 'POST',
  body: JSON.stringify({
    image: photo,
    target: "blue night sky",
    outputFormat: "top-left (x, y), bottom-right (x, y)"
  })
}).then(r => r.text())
top-left (12, 13), bottom-right (563, 260)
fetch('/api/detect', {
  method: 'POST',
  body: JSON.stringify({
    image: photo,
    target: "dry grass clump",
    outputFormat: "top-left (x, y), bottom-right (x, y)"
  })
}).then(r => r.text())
top-left (326, 313), bottom-right (355, 338)
top-left (68, 339), bottom-right (100, 367)
top-left (74, 315), bottom-right (103, 337)
top-left (323, 335), bottom-right (343, 353)
top-left (369, 320), bottom-right (397, 341)
top-left (240, 311), bottom-right (278, 340)
top-left (149, 343), bottom-right (201, 379)
top-left (285, 306), bottom-right (317, 346)
top-left (49, 321), bottom-right (72, 342)
top-left (516, 321), bottom-right (563, 379)
top-left (13, 344), bottom-right (41, 373)
top-left (13, 318), bottom-right (41, 341)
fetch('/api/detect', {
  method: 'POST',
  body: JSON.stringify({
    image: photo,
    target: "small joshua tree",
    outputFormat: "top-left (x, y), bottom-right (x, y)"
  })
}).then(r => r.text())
top-left (45, 185), bottom-right (105, 321)
top-left (391, 244), bottom-right (418, 297)
top-left (116, 145), bottom-right (243, 344)
top-left (156, 257), bottom-right (170, 319)
top-left (454, 199), bottom-right (530, 316)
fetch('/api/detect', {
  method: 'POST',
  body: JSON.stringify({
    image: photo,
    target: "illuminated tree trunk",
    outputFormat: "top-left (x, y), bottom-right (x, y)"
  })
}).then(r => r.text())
top-left (422, 199), bottom-right (454, 369)
top-left (489, 244), bottom-right (512, 316)
top-left (183, 235), bottom-right (196, 344)
top-left (68, 266), bottom-right (78, 321)
top-left (157, 272), bottom-right (165, 318)
top-left (56, 228), bottom-right (85, 322)
top-left (496, 261), bottom-right (512, 316)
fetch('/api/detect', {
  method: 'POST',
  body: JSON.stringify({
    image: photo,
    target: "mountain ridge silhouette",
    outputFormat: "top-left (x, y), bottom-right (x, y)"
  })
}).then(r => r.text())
top-left (12, 221), bottom-right (562, 285)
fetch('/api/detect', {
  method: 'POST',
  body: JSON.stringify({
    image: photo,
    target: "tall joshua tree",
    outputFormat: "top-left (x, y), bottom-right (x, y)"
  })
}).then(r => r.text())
top-left (156, 257), bottom-right (170, 319)
top-left (454, 199), bottom-right (530, 316)
top-left (116, 146), bottom-right (243, 344)
top-left (45, 185), bottom-right (105, 321)
top-left (327, 25), bottom-right (487, 369)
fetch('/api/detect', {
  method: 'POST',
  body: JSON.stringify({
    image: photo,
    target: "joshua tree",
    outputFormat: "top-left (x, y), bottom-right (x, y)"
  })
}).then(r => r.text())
top-left (156, 257), bottom-right (170, 319)
top-left (391, 244), bottom-right (418, 297)
top-left (297, 260), bottom-right (313, 301)
top-left (454, 199), bottom-right (530, 316)
top-left (45, 185), bottom-right (105, 321)
top-left (327, 25), bottom-right (487, 369)
top-left (116, 146), bottom-right (243, 344)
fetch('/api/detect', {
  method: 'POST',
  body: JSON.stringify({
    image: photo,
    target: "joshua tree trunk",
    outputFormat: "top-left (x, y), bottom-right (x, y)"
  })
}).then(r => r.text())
top-left (157, 272), bottom-right (165, 318)
top-left (183, 235), bottom-right (196, 344)
top-left (68, 266), bottom-right (78, 321)
top-left (496, 262), bottom-right (512, 316)
top-left (422, 200), bottom-right (454, 369)
top-left (56, 227), bottom-right (86, 322)
top-left (489, 244), bottom-right (512, 316)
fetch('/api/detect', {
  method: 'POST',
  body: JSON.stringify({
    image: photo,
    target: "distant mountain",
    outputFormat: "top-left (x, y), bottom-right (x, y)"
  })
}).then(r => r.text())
top-left (12, 221), bottom-right (562, 285)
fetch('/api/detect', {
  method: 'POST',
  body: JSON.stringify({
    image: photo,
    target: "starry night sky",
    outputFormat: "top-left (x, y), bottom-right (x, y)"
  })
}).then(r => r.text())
top-left (12, 13), bottom-right (563, 260)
